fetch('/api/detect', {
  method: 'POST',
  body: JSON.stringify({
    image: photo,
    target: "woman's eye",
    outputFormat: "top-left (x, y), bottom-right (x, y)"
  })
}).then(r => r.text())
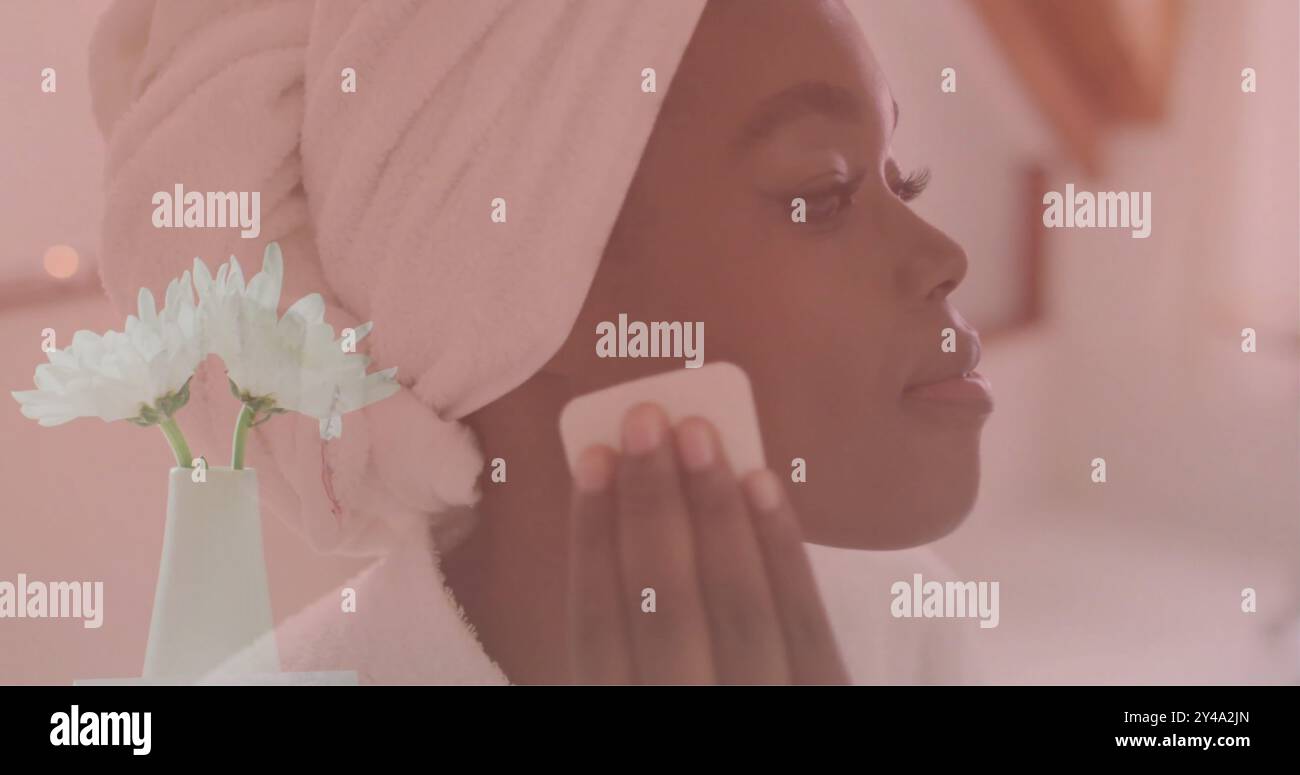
top-left (793, 172), bottom-right (864, 224)
top-left (803, 185), bottom-right (856, 220)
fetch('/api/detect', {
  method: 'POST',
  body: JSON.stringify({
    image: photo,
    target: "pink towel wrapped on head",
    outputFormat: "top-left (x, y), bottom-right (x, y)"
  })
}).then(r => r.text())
top-left (90, 0), bottom-right (707, 558)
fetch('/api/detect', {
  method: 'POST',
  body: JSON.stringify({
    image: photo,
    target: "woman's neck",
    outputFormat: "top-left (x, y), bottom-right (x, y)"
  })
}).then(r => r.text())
top-left (439, 373), bottom-right (576, 684)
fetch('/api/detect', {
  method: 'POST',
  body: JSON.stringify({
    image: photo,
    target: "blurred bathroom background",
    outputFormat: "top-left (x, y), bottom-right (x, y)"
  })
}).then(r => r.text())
top-left (1, 0), bottom-right (1296, 684)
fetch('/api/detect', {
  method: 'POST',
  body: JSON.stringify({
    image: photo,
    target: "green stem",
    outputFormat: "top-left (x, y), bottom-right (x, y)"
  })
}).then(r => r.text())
top-left (159, 416), bottom-right (193, 468)
top-left (231, 403), bottom-right (255, 470)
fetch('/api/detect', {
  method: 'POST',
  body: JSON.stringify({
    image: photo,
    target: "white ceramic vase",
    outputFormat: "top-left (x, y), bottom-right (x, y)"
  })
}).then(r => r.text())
top-left (142, 466), bottom-right (278, 682)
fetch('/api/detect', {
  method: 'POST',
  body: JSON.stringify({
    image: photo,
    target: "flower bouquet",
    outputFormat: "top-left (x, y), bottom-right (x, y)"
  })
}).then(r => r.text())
top-left (12, 242), bottom-right (398, 681)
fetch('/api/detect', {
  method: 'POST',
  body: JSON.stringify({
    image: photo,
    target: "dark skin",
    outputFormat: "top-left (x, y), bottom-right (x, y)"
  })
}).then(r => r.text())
top-left (441, 0), bottom-right (987, 684)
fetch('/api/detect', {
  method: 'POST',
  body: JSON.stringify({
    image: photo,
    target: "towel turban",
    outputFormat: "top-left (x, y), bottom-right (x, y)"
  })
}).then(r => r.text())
top-left (90, 0), bottom-right (708, 555)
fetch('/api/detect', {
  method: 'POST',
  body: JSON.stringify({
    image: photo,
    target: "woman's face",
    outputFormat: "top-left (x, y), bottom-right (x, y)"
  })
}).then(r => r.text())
top-left (555, 0), bottom-right (990, 549)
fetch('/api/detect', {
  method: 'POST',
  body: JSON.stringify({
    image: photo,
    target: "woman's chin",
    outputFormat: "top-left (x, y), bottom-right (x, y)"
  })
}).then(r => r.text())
top-left (796, 471), bottom-right (981, 550)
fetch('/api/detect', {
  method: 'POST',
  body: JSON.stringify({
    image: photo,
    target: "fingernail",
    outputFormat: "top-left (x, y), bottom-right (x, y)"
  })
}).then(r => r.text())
top-left (744, 470), bottom-right (783, 511)
top-left (574, 447), bottom-right (613, 493)
top-left (622, 404), bottom-right (665, 455)
top-left (675, 421), bottom-right (715, 471)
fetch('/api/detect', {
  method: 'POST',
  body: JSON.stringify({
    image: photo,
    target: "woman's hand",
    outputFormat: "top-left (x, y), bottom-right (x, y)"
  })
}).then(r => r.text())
top-left (567, 402), bottom-right (850, 684)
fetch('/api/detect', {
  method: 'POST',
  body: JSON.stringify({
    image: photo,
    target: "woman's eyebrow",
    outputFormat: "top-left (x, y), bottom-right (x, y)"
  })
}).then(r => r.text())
top-left (730, 80), bottom-right (867, 153)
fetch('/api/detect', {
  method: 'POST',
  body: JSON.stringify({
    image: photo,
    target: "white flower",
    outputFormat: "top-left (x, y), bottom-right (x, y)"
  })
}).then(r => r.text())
top-left (194, 243), bottom-right (399, 438)
top-left (11, 272), bottom-right (201, 426)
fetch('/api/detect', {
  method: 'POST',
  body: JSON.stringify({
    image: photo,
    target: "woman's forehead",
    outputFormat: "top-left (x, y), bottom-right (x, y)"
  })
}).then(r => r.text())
top-left (666, 0), bottom-right (893, 149)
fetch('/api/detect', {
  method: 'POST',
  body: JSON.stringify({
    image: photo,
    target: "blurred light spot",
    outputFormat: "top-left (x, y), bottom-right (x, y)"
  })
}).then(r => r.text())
top-left (43, 244), bottom-right (79, 279)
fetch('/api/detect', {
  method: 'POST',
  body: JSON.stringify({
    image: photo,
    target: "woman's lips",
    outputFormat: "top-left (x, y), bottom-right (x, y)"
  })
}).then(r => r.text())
top-left (902, 371), bottom-right (994, 413)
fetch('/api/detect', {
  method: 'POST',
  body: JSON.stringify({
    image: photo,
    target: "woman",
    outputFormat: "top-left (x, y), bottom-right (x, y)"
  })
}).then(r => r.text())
top-left (92, 0), bottom-right (988, 684)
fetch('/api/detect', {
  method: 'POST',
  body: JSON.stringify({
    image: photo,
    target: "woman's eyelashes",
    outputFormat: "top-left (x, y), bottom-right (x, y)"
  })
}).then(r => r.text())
top-left (885, 157), bottom-right (930, 202)
top-left (889, 166), bottom-right (931, 202)
top-left (777, 162), bottom-right (931, 228)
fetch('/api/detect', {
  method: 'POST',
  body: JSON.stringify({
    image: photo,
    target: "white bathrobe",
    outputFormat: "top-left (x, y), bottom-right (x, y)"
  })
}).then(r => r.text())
top-left (205, 531), bottom-right (974, 685)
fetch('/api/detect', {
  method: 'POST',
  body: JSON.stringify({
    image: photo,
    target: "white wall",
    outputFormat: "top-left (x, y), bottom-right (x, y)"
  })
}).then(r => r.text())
top-left (0, 0), bottom-right (109, 287)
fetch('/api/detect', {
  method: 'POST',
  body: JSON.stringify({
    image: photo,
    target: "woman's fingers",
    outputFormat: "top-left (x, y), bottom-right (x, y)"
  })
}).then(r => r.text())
top-left (614, 404), bottom-right (716, 684)
top-left (568, 406), bottom-right (847, 686)
top-left (568, 444), bottom-right (635, 684)
top-left (742, 469), bottom-right (851, 685)
top-left (673, 418), bottom-right (789, 684)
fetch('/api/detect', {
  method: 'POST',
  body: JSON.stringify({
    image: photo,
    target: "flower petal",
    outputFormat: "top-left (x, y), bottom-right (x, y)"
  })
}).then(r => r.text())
top-left (137, 287), bottom-right (157, 325)
top-left (286, 293), bottom-right (325, 324)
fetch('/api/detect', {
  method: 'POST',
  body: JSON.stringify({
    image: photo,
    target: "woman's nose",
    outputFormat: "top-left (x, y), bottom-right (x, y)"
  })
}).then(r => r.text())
top-left (889, 202), bottom-right (969, 303)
